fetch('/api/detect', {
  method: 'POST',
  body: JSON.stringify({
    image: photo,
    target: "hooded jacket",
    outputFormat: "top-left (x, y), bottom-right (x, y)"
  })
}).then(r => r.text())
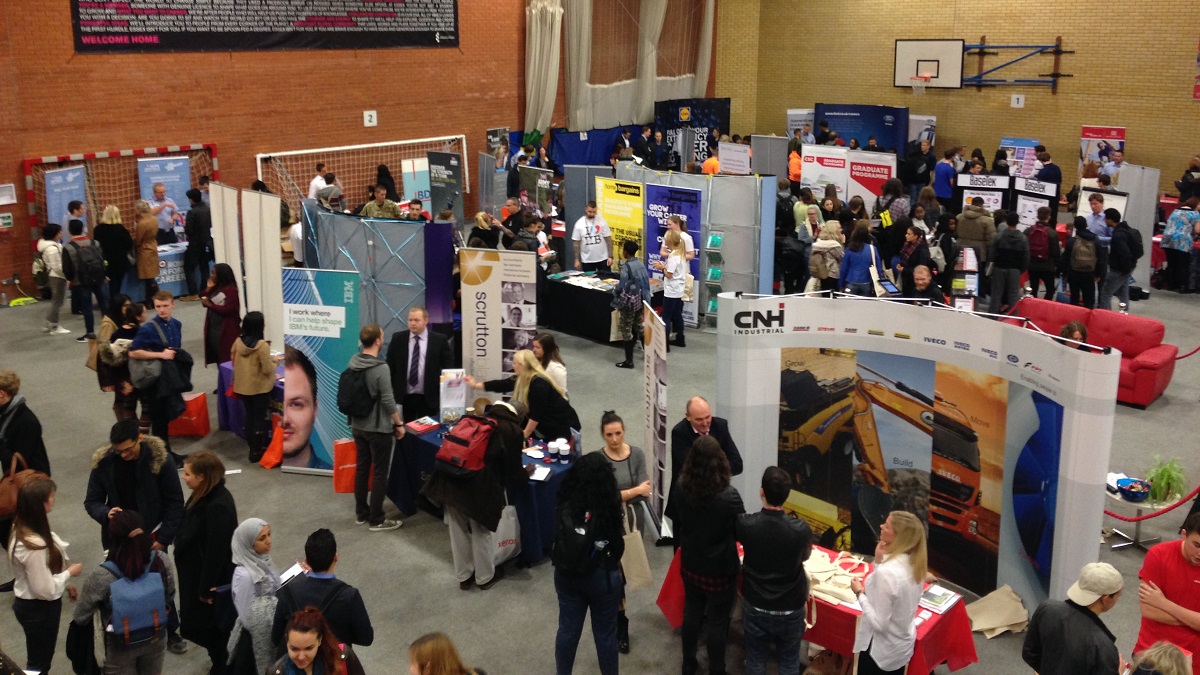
top-left (36, 238), bottom-right (65, 280)
top-left (232, 337), bottom-right (277, 396)
top-left (84, 435), bottom-right (184, 547)
top-left (788, 151), bottom-right (803, 182)
top-left (990, 226), bottom-right (1030, 270)
top-left (957, 204), bottom-right (997, 265)
top-left (346, 353), bottom-right (396, 434)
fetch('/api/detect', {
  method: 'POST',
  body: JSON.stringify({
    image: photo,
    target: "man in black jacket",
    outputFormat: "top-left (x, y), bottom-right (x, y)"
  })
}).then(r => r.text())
top-left (736, 467), bottom-right (813, 675)
top-left (633, 126), bottom-right (652, 163)
top-left (386, 307), bottom-right (453, 422)
top-left (0, 370), bottom-right (51, 592)
top-left (670, 397), bottom-right (743, 480)
top-left (272, 528), bottom-right (374, 655)
top-left (182, 188), bottom-right (212, 298)
top-left (1022, 562), bottom-right (1125, 675)
top-left (507, 154), bottom-right (528, 200)
top-left (1099, 209), bottom-right (1137, 311)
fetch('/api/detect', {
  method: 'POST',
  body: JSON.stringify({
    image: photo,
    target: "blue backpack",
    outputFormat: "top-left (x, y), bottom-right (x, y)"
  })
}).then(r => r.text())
top-left (101, 551), bottom-right (169, 647)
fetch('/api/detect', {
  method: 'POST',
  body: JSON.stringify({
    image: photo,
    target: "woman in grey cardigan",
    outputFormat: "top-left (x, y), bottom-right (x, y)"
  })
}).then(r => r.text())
top-left (227, 517), bottom-right (281, 675)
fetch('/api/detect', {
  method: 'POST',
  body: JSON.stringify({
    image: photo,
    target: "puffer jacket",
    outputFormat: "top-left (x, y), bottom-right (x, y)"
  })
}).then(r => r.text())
top-left (957, 204), bottom-right (997, 265)
top-left (36, 239), bottom-right (65, 279)
top-left (810, 239), bottom-right (844, 280)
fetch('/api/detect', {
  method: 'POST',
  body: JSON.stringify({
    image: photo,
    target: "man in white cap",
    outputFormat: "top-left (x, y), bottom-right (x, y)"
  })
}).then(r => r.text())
top-left (1022, 561), bottom-right (1125, 674)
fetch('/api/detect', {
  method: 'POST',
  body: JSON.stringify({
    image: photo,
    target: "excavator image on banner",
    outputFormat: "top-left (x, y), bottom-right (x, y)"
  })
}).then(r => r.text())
top-left (779, 354), bottom-right (1000, 555)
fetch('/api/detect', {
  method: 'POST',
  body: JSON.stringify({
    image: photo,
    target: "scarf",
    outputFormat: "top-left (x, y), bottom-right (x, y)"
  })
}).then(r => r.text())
top-left (230, 518), bottom-right (277, 586)
top-left (899, 239), bottom-right (922, 266)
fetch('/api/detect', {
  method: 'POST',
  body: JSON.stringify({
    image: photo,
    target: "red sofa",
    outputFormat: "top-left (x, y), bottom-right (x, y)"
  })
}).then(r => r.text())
top-left (1009, 298), bottom-right (1178, 408)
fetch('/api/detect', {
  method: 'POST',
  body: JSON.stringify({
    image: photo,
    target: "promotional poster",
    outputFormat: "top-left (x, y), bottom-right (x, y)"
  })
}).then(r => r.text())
top-left (653, 98), bottom-right (731, 163)
top-left (998, 137), bottom-right (1040, 178)
top-left (645, 184), bottom-right (702, 327)
top-left (44, 166), bottom-right (88, 233)
top-left (1079, 126), bottom-right (1126, 170)
top-left (1013, 178), bottom-right (1057, 228)
top-left (281, 268), bottom-right (362, 474)
top-left (460, 248), bottom-right (538, 383)
top-left (595, 178), bottom-right (645, 271)
top-left (401, 157), bottom-right (432, 207)
top-left (427, 151), bottom-right (464, 224)
top-left (847, 152), bottom-right (897, 206)
top-left (814, 103), bottom-right (910, 153)
top-left (959, 173), bottom-right (1011, 212)
top-left (137, 155), bottom-right (193, 216)
top-left (716, 294), bottom-right (1119, 607)
top-left (643, 302), bottom-right (669, 527)
top-left (800, 147), bottom-right (895, 205)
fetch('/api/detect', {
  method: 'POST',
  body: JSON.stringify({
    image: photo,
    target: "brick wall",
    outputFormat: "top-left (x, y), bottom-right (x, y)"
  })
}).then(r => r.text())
top-left (0, 0), bottom-right (528, 289)
top-left (717, 0), bottom-right (1199, 194)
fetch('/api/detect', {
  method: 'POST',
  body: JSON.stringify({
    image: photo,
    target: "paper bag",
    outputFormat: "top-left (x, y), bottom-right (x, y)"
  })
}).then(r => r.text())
top-left (621, 504), bottom-right (652, 590)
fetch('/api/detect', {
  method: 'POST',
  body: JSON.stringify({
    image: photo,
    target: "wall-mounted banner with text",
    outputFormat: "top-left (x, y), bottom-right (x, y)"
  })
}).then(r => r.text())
top-left (460, 248), bottom-right (539, 384)
top-left (596, 178), bottom-right (645, 271)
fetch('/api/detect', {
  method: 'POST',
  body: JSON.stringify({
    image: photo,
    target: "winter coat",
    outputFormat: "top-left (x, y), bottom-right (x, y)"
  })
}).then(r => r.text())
top-left (0, 395), bottom-right (51, 476)
top-left (990, 227), bottom-right (1030, 271)
top-left (37, 239), bottom-right (65, 280)
top-left (84, 436), bottom-right (183, 548)
top-left (957, 204), bottom-right (997, 265)
top-left (134, 215), bottom-right (160, 279)
top-left (175, 480), bottom-right (238, 650)
top-left (810, 239), bottom-right (844, 280)
top-left (420, 403), bottom-right (527, 532)
top-left (92, 222), bottom-right (134, 282)
top-left (201, 284), bottom-right (241, 366)
top-left (232, 338), bottom-right (277, 396)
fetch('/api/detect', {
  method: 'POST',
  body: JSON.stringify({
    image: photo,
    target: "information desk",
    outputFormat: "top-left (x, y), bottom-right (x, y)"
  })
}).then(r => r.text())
top-left (216, 361), bottom-right (284, 438)
top-left (540, 273), bottom-right (663, 343)
top-left (120, 243), bottom-right (190, 302)
top-left (387, 425), bottom-right (570, 566)
top-left (657, 546), bottom-right (977, 673)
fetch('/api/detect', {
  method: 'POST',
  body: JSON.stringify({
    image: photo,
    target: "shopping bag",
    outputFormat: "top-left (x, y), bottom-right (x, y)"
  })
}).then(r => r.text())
top-left (621, 504), bottom-right (652, 590)
top-left (168, 392), bottom-right (210, 437)
top-left (656, 548), bottom-right (685, 629)
top-left (258, 416), bottom-right (283, 469)
top-left (332, 439), bottom-right (358, 493)
top-left (85, 337), bottom-right (98, 372)
top-left (493, 504), bottom-right (522, 566)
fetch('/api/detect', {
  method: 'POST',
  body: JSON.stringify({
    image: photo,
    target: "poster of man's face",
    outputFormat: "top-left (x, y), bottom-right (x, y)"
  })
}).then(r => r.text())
top-left (282, 351), bottom-right (318, 469)
top-left (501, 282), bottom-right (537, 305)
top-left (504, 303), bottom-right (536, 328)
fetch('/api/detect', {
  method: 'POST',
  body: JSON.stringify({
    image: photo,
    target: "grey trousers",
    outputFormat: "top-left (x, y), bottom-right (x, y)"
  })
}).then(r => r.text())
top-left (1099, 268), bottom-right (1131, 310)
top-left (988, 268), bottom-right (1022, 313)
top-left (103, 635), bottom-right (166, 674)
top-left (445, 504), bottom-right (494, 585)
top-left (45, 277), bottom-right (67, 327)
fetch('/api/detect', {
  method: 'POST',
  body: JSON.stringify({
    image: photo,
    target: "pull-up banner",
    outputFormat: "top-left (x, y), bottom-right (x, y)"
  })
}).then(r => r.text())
top-left (814, 103), bottom-right (910, 154)
top-left (72, 0), bottom-right (459, 53)
top-left (654, 98), bottom-right (731, 163)
top-left (427, 152), bottom-right (464, 224)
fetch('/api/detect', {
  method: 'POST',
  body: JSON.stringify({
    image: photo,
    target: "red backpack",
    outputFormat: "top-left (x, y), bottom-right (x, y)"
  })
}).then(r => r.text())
top-left (435, 415), bottom-right (497, 476)
top-left (1028, 224), bottom-right (1050, 262)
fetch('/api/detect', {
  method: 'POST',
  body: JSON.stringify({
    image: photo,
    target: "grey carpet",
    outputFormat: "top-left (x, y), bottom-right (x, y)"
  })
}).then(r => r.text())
top-left (1, 288), bottom-right (1198, 674)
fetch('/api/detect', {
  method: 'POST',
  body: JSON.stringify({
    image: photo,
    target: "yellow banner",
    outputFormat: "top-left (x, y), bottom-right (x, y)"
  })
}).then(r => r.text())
top-left (595, 178), bottom-right (644, 269)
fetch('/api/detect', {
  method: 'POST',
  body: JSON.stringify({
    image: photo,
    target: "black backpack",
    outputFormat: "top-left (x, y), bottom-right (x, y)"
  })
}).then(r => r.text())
top-left (1126, 225), bottom-right (1144, 262)
top-left (551, 507), bottom-right (603, 578)
top-left (64, 242), bottom-right (107, 286)
top-left (336, 366), bottom-right (375, 419)
top-left (776, 195), bottom-right (797, 236)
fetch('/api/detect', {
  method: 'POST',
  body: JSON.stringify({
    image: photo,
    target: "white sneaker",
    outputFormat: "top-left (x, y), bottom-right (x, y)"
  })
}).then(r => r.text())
top-left (50, 326), bottom-right (71, 335)
top-left (369, 519), bottom-right (402, 532)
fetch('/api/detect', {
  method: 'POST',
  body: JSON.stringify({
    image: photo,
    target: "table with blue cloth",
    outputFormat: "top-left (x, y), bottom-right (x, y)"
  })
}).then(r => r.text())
top-left (216, 361), bottom-right (284, 438)
top-left (388, 425), bottom-right (569, 566)
top-left (121, 243), bottom-right (190, 302)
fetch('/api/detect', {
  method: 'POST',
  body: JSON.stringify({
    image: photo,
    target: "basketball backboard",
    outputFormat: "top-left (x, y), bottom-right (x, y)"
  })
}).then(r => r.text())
top-left (894, 39), bottom-right (965, 89)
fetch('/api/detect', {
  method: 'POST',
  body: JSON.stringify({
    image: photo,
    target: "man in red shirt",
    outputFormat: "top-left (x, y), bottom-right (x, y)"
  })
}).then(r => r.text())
top-left (1137, 513), bottom-right (1200, 673)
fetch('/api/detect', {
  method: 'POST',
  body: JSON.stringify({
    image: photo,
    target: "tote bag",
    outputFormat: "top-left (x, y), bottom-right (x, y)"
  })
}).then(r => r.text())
top-left (621, 504), bottom-right (652, 590)
top-left (493, 504), bottom-right (522, 566)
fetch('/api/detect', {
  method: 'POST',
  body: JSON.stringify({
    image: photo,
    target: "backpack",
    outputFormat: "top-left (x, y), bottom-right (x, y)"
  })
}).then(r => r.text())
top-left (775, 195), bottom-right (797, 236)
top-left (64, 242), bottom-right (107, 286)
top-left (1070, 236), bottom-right (1097, 272)
top-left (1027, 225), bottom-right (1050, 262)
top-left (434, 415), bottom-right (496, 476)
top-left (809, 248), bottom-right (830, 280)
top-left (101, 551), bottom-right (169, 647)
top-left (551, 507), bottom-right (602, 577)
top-left (1126, 225), bottom-right (1144, 262)
top-left (32, 249), bottom-right (49, 288)
top-left (336, 366), bottom-right (375, 419)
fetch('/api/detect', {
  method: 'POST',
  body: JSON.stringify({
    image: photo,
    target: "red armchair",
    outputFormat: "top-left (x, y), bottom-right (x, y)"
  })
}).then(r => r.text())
top-left (1010, 298), bottom-right (1177, 408)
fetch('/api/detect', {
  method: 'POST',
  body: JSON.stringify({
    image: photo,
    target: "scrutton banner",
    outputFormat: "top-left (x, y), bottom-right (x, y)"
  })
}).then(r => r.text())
top-left (72, 0), bottom-right (459, 53)
top-left (460, 248), bottom-right (539, 384)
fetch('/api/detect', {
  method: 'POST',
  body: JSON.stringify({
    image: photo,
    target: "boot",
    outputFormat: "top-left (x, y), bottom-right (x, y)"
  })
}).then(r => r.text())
top-left (617, 611), bottom-right (630, 654)
top-left (616, 340), bottom-right (635, 369)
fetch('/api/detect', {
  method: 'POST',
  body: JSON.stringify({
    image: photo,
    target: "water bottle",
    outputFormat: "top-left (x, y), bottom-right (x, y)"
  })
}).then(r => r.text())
top-left (0, 292), bottom-right (7, 306)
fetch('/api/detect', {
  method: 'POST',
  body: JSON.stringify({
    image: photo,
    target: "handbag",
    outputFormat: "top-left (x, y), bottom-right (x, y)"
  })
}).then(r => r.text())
top-left (211, 583), bottom-right (238, 634)
top-left (621, 503), bottom-right (652, 590)
top-left (492, 503), bottom-right (522, 566)
top-left (867, 245), bottom-right (894, 297)
top-left (0, 453), bottom-right (51, 518)
top-left (127, 322), bottom-right (168, 390)
top-left (682, 273), bottom-right (695, 302)
top-left (85, 337), bottom-right (99, 372)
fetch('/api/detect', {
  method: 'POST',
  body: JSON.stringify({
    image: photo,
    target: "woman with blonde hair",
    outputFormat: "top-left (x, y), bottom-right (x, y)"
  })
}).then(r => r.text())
top-left (132, 199), bottom-right (160, 303)
top-left (409, 632), bottom-right (486, 675)
top-left (94, 204), bottom-right (134, 303)
top-left (467, 349), bottom-right (579, 440)
top-left (652, 229), bottom-right (687, 349)
top-left (809, 221), bottom-right (845, 292)
top-left (849, 511), bottom-right (927, 675)
top-left (174, 451), bottom-right (238, 671)
top-left (1133, 641), bottom-right (1190, 675)
top-left (467, 211), bottom-right (512, 250)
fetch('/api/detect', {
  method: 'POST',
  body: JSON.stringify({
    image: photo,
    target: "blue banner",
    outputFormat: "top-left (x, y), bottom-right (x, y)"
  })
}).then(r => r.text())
top-left (645, 183), bottom-right (702, 324)
top-left (281, 268), bottom-right (361, 473)
top-left (814, 104), bottom-right (910, 154)
top-left (137, 156), bottom-right (192, 215)
top-left (654, 98), bottom-right (731, 162)
top-left (44, 166), bottom-right (88, 232)
top-left (548, 125), bottom-right (640, 168)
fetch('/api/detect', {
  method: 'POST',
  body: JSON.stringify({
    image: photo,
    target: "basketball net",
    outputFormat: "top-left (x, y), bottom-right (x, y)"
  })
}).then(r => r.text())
top-left (910, 76), bottom-right (930, 95)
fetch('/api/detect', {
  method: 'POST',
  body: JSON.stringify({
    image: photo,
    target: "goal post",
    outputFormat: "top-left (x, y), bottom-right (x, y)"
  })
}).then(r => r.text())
top-left (255, 135), bottom-right (469, 220)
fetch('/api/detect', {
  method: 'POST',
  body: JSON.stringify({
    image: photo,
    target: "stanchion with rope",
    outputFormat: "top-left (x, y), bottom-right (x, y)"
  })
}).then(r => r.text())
top-left (1175, 344), bottom-right (1200, 361)
top-left (1104, 484), bottom-right (1200, 523)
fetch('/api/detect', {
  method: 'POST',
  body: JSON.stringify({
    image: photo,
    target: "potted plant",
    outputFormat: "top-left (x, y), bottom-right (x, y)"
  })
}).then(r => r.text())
top-left (1145, 456), bottom-right (1187, 504)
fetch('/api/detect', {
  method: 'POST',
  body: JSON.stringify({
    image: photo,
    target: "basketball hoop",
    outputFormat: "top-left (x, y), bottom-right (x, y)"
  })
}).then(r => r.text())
top-left (910, 75), bottom-right (931, 95)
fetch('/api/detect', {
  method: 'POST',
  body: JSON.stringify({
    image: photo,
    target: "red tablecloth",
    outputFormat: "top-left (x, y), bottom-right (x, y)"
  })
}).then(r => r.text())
top-left (656, 546), bottom-right (978, 674)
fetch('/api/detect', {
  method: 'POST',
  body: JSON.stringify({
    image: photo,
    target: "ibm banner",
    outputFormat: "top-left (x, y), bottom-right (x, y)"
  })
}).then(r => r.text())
top-left (460, 248), bottom-right (539, 383)
top-left (281, 268), bottom-right (362, 475)
top-left (715, 294), bottom-right (1119, 608)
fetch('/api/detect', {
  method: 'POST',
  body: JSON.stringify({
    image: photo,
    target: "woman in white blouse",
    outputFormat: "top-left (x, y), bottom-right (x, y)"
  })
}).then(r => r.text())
top-left (7, 478), bottom-right (83, 674)
top-left (849, 511), bottom-right (927, 675)
top-left (532, 333), bottom-right (568, 398)
top-left (228, 517), bottom-right (281, 675)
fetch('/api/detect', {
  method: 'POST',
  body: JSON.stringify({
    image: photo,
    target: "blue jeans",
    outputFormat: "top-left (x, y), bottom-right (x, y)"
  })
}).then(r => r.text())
top-left (1099, 268), bottom-right (1131, 310)
top-left (71, 282), bottom-right (109, 335)
top-left (845, 281), bottom-right (873, 297)
top-left (555, 566), bottom-right (622, 675)
top-left (743, 601), bottom-right (805, 675)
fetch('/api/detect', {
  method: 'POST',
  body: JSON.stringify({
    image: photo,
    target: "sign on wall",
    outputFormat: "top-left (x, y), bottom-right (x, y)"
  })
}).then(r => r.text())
top-left (44, 166), bottom-right (88, 233)
top-left (281, 268), bottom-right (361, 475)
top-left (138, 156), bottom-right (192, 216)
top-left (72, 0), bottom-right (459, 53)
top-left (595, 178), bottom-right (645, 270)
top-left (645, 184), bottom-right (702, 327)
top-left (653, 98), bottom-right (731, 163)
top-left (460, 248), bottom-right (538, 384)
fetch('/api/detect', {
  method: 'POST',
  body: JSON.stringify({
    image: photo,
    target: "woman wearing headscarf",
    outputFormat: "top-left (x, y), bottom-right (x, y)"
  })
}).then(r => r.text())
top-left (227, 518), bottom-right (281, 675)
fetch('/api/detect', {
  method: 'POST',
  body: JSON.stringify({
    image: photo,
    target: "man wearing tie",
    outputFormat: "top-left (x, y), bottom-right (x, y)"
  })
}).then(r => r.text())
top-left (386, 307), bottom-right (452, 422)
top-left (670, 396), bottom-right (743, 480)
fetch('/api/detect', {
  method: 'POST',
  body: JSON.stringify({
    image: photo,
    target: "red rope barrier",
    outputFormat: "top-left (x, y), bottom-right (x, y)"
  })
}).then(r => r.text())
top-left (1176, 345), bottom-right (1200, 360)
top-left (1104, 484), bottom-right (1200, 522)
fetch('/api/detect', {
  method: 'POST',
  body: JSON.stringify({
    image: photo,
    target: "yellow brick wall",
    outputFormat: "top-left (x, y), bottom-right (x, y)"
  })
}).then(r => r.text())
top-left (714, 0), bottom-right (762, 135)
top-left (717, 0), bottom-right (1200, 194)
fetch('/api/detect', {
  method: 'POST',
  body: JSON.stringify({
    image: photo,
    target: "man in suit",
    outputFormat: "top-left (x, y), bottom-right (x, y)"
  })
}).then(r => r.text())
top-left (670, 396), bottom-right (743, 479)
top-left (386, 306), bottom-right (452, 422)
top-left (633, 126), bottom-right (652, 163)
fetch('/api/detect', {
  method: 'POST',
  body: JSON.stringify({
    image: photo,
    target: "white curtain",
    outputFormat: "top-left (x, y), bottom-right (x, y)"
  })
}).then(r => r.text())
top-left (690, 0), bottom-right (715, 97)
top-left (635, 0), bottom-right (669, 123)
top-left (564, 0), bottom-right (594, 131)
top-left (525, 0), bottom-right (564, 136)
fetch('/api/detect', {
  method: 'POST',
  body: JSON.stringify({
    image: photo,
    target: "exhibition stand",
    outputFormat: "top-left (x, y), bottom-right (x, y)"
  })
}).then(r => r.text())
top-left (540, 273), bottom-right (663, 343)
top-left (120, 243), bottom-right (189, 301)
top-left (216, 362), bottom-right (283, 437)
top-left (715, 293), bottom-right (1120, 611)
top-left (799, 145), bottom-right (898, 206)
